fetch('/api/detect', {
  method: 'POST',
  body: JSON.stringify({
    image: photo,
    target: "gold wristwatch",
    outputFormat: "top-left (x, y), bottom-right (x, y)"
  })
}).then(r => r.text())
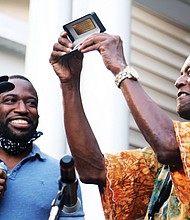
top-left (115, 66), bottom-right (139, 88)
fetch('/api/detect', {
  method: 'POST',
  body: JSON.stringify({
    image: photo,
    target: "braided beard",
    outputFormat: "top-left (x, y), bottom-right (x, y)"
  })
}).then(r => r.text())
top-left (0, 131), bottom-right (43, 155)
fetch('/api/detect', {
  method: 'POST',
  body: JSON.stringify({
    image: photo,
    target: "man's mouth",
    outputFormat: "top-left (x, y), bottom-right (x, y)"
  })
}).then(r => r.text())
top-left (9, 119), bottom-right (30, 128)
top-left (177, 92), bottom-right (189, 98)
top-left (11, 119), bottom-right (28, 125)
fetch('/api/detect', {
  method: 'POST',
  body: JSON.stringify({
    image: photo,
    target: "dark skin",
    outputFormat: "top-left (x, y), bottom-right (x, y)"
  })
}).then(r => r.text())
top-left (0, 78), bottom-right (39, 197)
top-left (50, 31), bottom-right (187, 187)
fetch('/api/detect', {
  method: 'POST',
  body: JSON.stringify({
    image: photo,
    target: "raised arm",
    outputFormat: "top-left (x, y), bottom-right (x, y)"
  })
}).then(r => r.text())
top-left (78, 33), bottom-right (181, 169)
top-left (49, 32), bottom-right (182, 188)
top-left (49, 32), bottom-right (105, 186)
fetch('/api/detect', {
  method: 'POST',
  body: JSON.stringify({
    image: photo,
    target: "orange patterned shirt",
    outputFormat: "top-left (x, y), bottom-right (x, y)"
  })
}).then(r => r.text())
top-left (100, 121), bottom-right (190, 220)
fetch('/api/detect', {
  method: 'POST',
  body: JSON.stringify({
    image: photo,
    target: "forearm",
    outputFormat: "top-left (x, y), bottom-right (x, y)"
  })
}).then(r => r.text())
top-left (119, 78), bottom-right (181, 167)
top-left (61, 81), bottom-right (106, 186)
top-left (78, 33), bottom-right (181, 166)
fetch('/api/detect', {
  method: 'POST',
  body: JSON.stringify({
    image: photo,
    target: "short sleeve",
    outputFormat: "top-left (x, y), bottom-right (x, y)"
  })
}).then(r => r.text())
top-left (100, 146), bottom-right (158, 220)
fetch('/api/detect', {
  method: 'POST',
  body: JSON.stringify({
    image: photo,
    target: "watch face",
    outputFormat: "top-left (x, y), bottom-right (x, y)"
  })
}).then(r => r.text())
top-left (127, 66), bottom-right (139, 79)
top-left (115, 66), bottom-right (139, 87)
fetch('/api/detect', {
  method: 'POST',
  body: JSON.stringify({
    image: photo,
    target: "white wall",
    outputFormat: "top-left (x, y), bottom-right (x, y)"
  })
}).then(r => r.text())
top-left (0, 48), bottom-right (25, 75)
top-left (0, 12), bottom-right (27, 77)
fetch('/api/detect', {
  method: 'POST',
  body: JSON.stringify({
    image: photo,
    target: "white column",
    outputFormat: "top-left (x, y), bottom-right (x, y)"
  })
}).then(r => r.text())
top-left (72, 1), bottom-right (132, 219)
top-left (25, 0), bottom-right (72, 158)
top-left (72, 0), bottom-right (132, 154)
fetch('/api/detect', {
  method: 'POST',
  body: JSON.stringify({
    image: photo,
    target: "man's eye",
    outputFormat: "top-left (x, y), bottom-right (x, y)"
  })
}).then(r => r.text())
top-left (4, 98), bottom-right (16, 104)
top-left (187, 68), bottom-right (190, 76)
top-left (26, 100), bottom-right (37, 108)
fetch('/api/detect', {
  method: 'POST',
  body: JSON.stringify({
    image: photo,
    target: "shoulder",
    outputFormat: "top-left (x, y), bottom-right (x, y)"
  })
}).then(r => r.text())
top-left (173, 120), bottom-right (190, 133)
top-left (31, 144), bottom-right (60, 172)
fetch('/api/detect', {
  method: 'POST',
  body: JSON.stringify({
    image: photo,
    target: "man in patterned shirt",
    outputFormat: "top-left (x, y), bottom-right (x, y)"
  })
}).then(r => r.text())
top-left (50, 31), bottom-right (190, 219)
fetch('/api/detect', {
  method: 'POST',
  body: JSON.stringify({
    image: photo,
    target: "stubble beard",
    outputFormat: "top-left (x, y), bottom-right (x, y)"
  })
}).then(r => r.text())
top-left (0, 121), bottom-right (38, 143)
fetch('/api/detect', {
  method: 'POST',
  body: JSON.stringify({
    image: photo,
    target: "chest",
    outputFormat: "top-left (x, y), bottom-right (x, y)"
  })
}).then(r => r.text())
top-left (0, 159), bottom-right (60, 219)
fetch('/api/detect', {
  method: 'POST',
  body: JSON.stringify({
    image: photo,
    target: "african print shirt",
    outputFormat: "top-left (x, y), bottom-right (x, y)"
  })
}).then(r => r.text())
top-left (99, 121), bottom-right (190, 220)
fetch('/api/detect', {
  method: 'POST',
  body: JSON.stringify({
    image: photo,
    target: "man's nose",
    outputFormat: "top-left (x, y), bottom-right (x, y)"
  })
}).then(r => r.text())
top-left (15, 100), bottom-right (28, 113)
top-left (175, 75), bottom-right (190, 89)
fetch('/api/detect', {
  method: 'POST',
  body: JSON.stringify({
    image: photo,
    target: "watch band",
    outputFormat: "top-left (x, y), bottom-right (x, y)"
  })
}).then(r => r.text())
top-left (115, 66), bottom-right (139, 88)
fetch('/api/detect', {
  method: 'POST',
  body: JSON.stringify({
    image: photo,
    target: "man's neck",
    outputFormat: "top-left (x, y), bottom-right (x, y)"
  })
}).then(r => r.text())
top-left (0, 148), bottom-right (30, 171)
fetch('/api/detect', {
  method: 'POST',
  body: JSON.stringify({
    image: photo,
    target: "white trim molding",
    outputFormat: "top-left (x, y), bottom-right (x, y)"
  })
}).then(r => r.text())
top-left (0, 13), bottom-right (28, 54)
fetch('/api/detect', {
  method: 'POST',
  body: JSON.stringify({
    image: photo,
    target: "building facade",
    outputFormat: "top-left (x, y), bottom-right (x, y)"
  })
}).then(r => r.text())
top-left (0, 0), bottom-right (190, 219)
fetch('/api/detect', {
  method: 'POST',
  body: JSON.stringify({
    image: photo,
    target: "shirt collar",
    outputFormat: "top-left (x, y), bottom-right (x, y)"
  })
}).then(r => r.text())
top-left (27, 144), bottom-right (47, 161)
